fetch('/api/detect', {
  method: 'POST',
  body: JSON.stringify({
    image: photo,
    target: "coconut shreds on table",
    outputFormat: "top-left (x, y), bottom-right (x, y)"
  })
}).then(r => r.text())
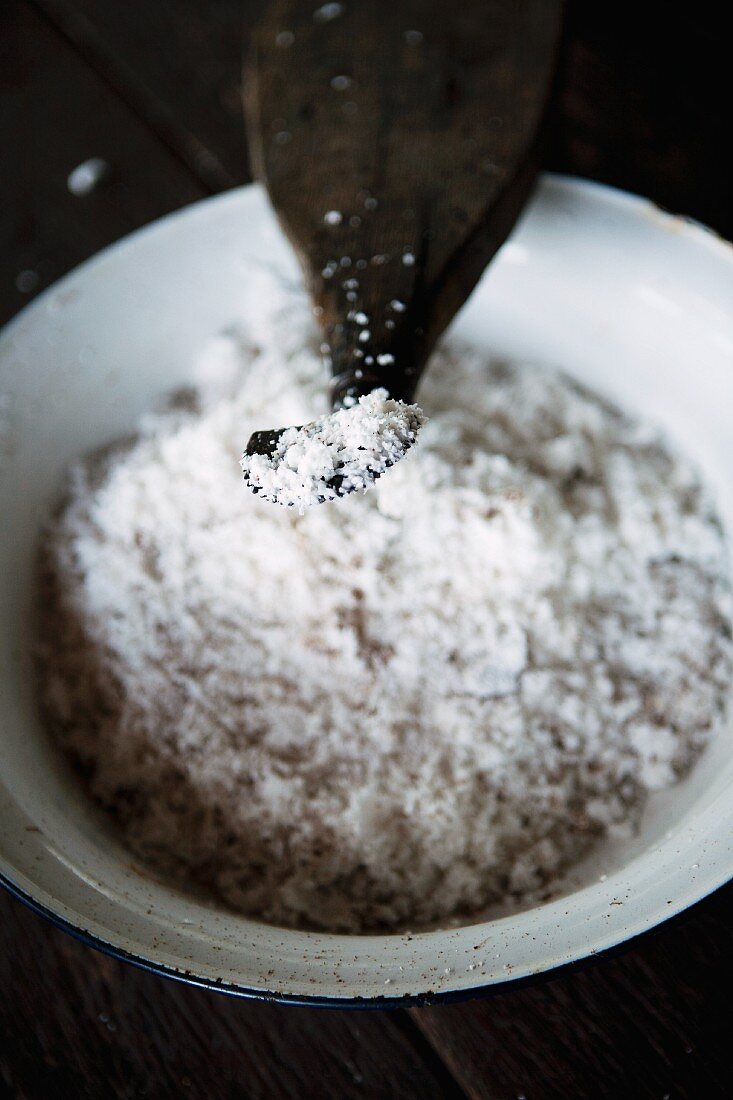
top-left (240, 389), bottom-right (426, 511)
top-left (37, 271), bottom-right (732, 934)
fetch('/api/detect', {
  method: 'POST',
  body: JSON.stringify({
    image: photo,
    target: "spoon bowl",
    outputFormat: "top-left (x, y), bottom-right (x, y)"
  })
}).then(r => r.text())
top-left (241, 392), bottom-right (425, 507)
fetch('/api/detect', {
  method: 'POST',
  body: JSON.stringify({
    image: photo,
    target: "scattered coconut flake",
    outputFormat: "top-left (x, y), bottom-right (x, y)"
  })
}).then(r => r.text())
top-left (313, 2), bottom-right (343, 22)
top-left (67, 157), bottom-right (109, 196)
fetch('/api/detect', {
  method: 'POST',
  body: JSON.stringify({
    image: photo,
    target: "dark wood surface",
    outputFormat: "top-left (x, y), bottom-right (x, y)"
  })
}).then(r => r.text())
top-left (1, 2), bottom-right (732, 1097)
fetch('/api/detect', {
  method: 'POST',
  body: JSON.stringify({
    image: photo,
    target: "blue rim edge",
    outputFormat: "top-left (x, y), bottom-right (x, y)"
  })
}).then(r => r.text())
top-left (2, 867), bottom-right (730, 1009)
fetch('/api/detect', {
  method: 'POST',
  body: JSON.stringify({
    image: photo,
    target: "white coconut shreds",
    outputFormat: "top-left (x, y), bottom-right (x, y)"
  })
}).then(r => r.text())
top-left (240, 389), bottom-right (426, 510)
top-left (37, 272), bottom-right (732, 934)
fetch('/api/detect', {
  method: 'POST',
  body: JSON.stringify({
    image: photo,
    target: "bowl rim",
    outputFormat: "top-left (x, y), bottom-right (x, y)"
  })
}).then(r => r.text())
top-left (2, 172), bottom-right (732, 1006)
top-left (3, 867), bottom-right (731, 1008)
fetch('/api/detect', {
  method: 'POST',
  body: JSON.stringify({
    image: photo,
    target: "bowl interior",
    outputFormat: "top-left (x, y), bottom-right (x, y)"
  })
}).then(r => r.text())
top-left (1, 176), bottom-right (732, 1003)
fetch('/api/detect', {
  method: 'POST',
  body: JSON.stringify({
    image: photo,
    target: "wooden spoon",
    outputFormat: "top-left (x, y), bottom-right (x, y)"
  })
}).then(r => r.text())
top-left (242, 0), bottom-right (563, 505)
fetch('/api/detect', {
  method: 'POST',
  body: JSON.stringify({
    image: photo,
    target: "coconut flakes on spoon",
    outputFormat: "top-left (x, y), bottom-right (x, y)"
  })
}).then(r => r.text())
top-left (240, 388), bottom-right (426, 511)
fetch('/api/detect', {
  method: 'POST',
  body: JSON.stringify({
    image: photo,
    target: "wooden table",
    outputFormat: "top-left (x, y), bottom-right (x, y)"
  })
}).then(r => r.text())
top-left (1, 3), bottom-right (731, 1096)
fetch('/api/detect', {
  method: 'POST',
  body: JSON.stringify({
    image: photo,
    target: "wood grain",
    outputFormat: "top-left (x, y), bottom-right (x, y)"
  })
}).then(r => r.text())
top-left (410, 886), bottom-right (733, 1099)
top-left (3, 883), bottom-right (732, 1098)
top-left (0, 0), bottom-right (203, 325)
top-left (29, 0), bottom-right (254, 191)
top-left (0, 892), bottom-right (463, 1100)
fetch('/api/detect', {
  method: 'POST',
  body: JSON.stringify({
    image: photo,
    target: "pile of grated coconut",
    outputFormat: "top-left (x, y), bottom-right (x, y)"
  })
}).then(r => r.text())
top-left (37, 272), bottom-right (732, 933)
top-left (240, 388), bottom-right (426, 510)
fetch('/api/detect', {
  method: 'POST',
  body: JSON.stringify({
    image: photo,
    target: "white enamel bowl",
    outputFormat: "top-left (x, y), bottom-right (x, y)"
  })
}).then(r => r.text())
top-left (1, 176), bottom-right (732, 1005)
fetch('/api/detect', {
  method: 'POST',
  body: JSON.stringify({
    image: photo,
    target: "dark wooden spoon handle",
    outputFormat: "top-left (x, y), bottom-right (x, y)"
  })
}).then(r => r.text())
top-left (245, 0), bottom-right (563, 404)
